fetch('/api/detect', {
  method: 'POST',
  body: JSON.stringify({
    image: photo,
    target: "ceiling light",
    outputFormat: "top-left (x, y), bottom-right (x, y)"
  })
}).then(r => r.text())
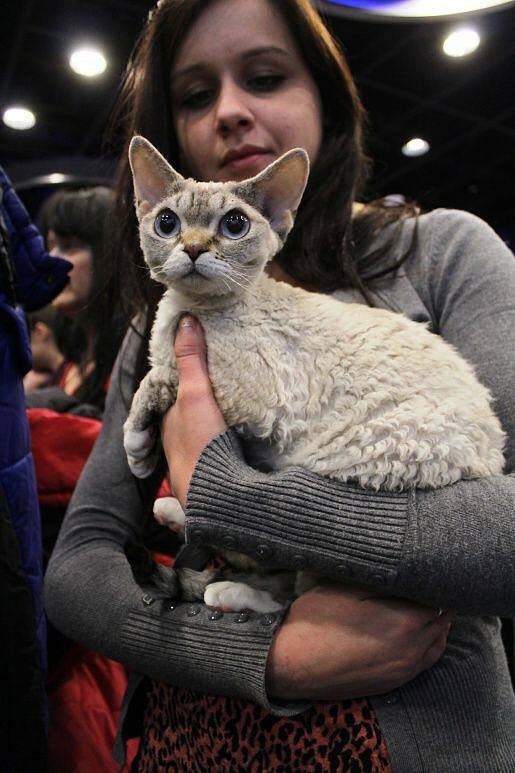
top-left (443, 27), bottom-right (481, 56)
top-left (2, 106), bottom-right (36, 130)
top-left (69, 47), bottom-right (107, 78)
top-left (319, 1), bottom-right (515, 19)
top-left (402, 138), bottom-right (430, 157)
top-left (48, 173), bottom-right (67, 184)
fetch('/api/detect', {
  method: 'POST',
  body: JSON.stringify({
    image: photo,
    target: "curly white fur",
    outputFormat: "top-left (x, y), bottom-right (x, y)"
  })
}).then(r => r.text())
top-left (123, 136), bottom-right (506, 612)
top-left (143, 275), bottom-right (505, 489)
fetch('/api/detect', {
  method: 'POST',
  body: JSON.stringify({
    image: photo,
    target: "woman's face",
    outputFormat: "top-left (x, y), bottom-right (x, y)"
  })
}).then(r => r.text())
top-left (47, 229), bottom-right (94, 317)
top-left (170, 0), bottom-right (323, 183)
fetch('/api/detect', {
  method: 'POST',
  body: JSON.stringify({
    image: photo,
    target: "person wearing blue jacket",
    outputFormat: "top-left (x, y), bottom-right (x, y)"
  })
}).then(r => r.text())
top-left (0, 165), bottom-right (70, 772)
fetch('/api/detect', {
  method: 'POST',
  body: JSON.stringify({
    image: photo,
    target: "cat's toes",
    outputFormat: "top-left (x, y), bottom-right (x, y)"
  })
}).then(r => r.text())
top-left (204, 581), bottom-right (283, 613)
top-left (204, 581), bottom-right (243, 611)
top-left (123, 426), bottom-right (156, 460)
top-left (153, 497), bottom-right (185, 534)
top-left (126, 455), bottom-right (157, 478)
top-left (124, 427), bottom-right (159, 478)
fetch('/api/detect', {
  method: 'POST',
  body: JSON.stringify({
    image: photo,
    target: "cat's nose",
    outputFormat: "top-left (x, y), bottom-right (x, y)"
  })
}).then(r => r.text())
top-left (183, 243), bottom-right (206, 262)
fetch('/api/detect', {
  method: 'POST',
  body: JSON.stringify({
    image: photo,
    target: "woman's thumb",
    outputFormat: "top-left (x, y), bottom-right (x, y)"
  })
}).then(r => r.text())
top-left (174, 315), bottom-right (209, 382)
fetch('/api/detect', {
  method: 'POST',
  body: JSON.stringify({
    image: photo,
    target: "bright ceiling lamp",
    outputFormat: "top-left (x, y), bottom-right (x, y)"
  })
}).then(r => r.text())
top-left (69, 47), bottom-right (107, 77)
top-left (402, 138), bottom-right (430, 157)
top-left (443, 27), bottom-right (481, 56)
top-left (2, 106), bottom-right (36, 130)
top-left (317, 1), bottom-right (515, 19)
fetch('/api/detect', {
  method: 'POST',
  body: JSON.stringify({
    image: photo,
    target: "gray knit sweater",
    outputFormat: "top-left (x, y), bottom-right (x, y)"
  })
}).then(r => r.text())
top-left (45, 209), bottom-right (515, 771)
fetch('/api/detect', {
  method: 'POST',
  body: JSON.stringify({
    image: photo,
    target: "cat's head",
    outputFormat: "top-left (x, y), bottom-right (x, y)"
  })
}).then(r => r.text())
top-left (128, 135), bottom-right (309, 300)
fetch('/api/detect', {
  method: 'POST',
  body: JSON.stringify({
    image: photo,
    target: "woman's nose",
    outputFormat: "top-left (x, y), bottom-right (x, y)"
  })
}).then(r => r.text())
top-left (215, 80), bottom-right (254, 135)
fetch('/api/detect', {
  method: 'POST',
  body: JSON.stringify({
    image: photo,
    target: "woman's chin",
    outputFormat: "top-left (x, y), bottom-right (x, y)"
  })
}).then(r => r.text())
top-left (51, 294), bottom-right (82, 317)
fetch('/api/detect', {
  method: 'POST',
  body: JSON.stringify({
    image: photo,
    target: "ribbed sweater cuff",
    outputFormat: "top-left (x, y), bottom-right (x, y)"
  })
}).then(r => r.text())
top-left (185, 429), bottom-right (409, 589)
top-left (121, 598), bottom-right (308, 716)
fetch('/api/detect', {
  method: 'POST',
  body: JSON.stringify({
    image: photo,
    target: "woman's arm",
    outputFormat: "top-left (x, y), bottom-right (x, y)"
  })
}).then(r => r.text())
top-left (45, 325), bottom-right (449, 709)
top-left (180, 210), bottom-right (515, 616)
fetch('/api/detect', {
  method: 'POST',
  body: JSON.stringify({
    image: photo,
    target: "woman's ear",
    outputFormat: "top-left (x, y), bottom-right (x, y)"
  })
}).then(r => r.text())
top-left (128, 136), bottom-right (185, 215)
top-left (231, 149), bottom-right (310, 241)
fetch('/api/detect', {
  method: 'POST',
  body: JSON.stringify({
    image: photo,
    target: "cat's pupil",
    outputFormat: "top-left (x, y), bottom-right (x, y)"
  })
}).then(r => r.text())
top-left (225, 211), bottom-right (246, 234)
top-left (157, 209), bottom-right (176, 234)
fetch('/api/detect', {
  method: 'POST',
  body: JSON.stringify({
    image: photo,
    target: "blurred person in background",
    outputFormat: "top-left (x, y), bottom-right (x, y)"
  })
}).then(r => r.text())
top-left (25, 187), bottom-right (124, 561)
top-left (23, 186), bottom-right (136, 771)
top-left (24, 306), bottom-right (65, 392)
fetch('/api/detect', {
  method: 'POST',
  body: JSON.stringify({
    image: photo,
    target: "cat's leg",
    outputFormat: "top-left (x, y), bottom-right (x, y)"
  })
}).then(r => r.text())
top-left (204, 581), bottom-right (284, 613)
top-left (178, 567), bottom-right (219, 601)
top-left (294, 571), bottom-right (319, 596)
top-left (124, 365), bottom-right (177, 477)
top-left (153, 497), bottom-right (185, 538)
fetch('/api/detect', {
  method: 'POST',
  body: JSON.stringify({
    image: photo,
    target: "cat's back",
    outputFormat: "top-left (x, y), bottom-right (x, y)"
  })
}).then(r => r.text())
top-left (214, 277), bottom-right (506, 488)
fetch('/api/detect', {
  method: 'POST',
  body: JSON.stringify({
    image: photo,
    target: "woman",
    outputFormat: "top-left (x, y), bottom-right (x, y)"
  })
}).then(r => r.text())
top-left (45, 0), bottom-right (515, 770)
top-left (27, 187), bottom-right (125, 537)
top-left (26, 188), bottom-right (135, 772)
top-left (38, 186), bottom-right (122, 406)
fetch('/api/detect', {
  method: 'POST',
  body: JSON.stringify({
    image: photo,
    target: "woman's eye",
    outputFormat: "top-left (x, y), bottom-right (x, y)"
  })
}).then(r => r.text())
top-left (249, 74), bottom-right (284, 91)
top-left (180, 89), bottom-right (213, 110)
top-left (154, 209), bottom-right (180, 238)
top-left (219, 210), bottom-right (250, 240)
top-left (57, 238), bottom-right (84, 253)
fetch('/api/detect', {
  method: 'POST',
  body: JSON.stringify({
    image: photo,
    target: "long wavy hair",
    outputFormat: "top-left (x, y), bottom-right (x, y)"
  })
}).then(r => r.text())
top-left (39, 186), bottom-right (125, 409)
top-left (105, 0), bottom-right (417, 389)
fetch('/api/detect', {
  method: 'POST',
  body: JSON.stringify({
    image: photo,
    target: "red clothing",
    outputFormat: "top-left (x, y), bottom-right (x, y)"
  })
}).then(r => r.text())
top-left (28, 375), bottom-right (172, 771)
top-left (47, 645), bottom-right (139, 773)
top-left (28, 408), bottom-right (101, 507)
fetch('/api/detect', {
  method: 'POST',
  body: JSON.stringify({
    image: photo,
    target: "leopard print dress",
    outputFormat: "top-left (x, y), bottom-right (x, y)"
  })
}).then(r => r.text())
top-left (137, 682), bottom-right (391, 772)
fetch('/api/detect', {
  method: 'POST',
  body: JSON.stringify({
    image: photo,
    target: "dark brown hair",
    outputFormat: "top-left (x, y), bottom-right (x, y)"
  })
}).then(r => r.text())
top-left (39, 187), bottom-right (125, 408)
top-left (105, 0), bottom-right (417, 387)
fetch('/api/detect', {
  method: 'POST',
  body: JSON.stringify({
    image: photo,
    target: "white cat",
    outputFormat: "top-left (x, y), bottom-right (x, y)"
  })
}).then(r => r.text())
top-left (124, 135), bottom-right (505, 613)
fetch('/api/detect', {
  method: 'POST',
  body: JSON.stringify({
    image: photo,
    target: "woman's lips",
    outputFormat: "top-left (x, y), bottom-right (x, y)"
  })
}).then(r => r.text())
top-left (224, 151), bottom-right (274, 171)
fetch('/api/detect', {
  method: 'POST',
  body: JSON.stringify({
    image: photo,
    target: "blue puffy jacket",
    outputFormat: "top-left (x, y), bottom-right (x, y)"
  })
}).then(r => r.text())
top-left (0, 165), bottom-right (71, 771)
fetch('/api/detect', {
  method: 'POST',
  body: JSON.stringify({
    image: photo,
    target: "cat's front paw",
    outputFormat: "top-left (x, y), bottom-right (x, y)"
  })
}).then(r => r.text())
top-left (153, 497), bottom-right (185, 537)
top-left (204, 581), bottom-right (284, 614)
top-left (123, 425), bottom-right (158, 478)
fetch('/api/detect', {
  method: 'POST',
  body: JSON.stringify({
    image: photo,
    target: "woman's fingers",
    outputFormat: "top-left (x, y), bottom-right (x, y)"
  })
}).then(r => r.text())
top-left (423, 624), bottom-right (452, 669)
top-left (362, 593), bottom-right (451, 631)
top-left (162, 315), bottom-right (227, 509)
top-left (267, 586), bottom-right (455, 700)
top-left (174, 315), bottom-right (211, 388)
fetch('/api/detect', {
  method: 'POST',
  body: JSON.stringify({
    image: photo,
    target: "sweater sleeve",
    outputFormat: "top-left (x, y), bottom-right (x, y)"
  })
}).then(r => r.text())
top-left (44, 331), bottom-right (304, 716)
top-left (185, 209), bottom-right (515, 616)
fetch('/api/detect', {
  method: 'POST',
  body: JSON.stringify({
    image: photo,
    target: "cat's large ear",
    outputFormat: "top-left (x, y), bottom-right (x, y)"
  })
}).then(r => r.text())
top-left (231, 149), bottom-right (309, 241)
top-left (128, 136), bottom-right (185, 215)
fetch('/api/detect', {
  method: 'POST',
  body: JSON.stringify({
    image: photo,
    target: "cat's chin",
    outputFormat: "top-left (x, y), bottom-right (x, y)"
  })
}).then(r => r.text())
top-left (171, 272), bottom-right (240, 300)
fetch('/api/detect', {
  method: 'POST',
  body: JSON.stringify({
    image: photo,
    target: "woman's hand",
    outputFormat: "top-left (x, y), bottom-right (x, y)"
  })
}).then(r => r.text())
top-left (162, 317), bottom-right (452, 701)
top-left (161, 315), bottom-right (227, 509)
top-left (266, 585), bottom-right (452, 701)
top-left (23, 369), bottom-right (53, 393)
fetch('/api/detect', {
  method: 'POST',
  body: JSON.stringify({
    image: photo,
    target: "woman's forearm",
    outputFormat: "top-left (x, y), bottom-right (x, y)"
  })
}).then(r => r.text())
top-left (185, 430), bottom-right (515, 616)
top-left (43, 339), bottom-right (302, 715)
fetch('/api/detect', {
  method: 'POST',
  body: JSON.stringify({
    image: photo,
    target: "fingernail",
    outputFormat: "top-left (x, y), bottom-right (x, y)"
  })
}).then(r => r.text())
top-left (180, 315), bottom-right (195, 330)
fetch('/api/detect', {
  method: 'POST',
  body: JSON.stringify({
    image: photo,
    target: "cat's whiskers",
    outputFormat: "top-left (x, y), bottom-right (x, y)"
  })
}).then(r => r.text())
top-left (222, 272), bottom-right (259, 301)
top-left (218, 275), bottom-right (233, 296)
top-left (222, 264), bottom-right (259, 284)
top-left (212, 258), bottom-right (259, 300)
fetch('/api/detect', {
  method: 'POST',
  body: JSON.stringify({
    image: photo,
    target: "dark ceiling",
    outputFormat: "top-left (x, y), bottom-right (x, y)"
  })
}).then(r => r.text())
top-left (1, 0), bottom-right (514, 241)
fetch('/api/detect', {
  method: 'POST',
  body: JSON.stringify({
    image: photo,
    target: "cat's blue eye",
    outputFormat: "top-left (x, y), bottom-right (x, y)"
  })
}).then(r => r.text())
top-left (219, 210), bottom-right (250, 240)
top-left (154, 209), bottom-right (180, 239)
